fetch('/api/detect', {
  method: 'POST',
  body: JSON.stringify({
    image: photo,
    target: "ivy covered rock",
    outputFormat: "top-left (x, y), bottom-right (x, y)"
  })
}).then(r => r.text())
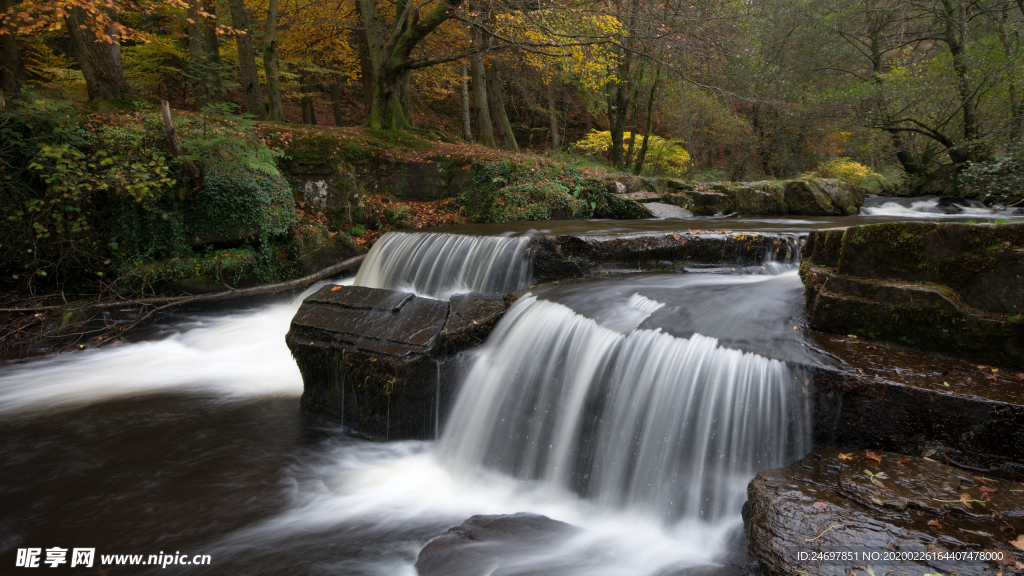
top-left (185, 166), bottom-right (297, 245)
top-left (800, 222), bottom-right (1024, 368)
top-left (458, 158), bottom-right (652, 223)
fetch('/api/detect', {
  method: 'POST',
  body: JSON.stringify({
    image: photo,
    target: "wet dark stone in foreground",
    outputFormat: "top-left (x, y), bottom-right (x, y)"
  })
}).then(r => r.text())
top-left (743, 448), bottom-right (1024, 576)
top-left (415, 513), bottom-right (581, 576)
top-left (286, 285), bottom-right (506, 439)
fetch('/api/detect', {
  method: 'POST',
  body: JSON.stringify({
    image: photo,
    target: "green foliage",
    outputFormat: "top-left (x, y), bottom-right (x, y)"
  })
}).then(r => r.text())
top-left (348, 224), bottom-right (366, 237)
top-left (186, 165), bottom-right (297, 241)
top-left (811, 157), bottom-right (893, 194)
top-left (0, 97), bottom-right (302, 294)
top-left (122, 40), bottom-right (191, 95)
top-left (0, 97), bottom-right (175, 286)
top-left (959, 147), bottom-right (1024, 202)
top-left (460, 158), bottom-right (619, 223)
top-left (383, 205), bottom-right (414, 228)
top-left (124, 248), bottom-right (258, 286)
top-left (570, 130), bottom-right (691, 175)
top-left (178, 103), bottom-right (286, 177)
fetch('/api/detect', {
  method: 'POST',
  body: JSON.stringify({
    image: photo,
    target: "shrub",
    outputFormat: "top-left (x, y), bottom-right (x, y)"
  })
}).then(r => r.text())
top-left (348, 225), bottom-right (366, 237)
top-left (959, 147), bottom-right (1024, 202)
top-left (570, 130), bottom-right (691, 174)
top-left (812, 157), bottom-right (891, 194)
top-left (185, 166), bottom-right (297, 245)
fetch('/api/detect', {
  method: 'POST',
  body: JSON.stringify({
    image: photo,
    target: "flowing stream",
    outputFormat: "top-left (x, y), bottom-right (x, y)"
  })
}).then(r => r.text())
top-left (2, 205), bottom-right (1021, 574)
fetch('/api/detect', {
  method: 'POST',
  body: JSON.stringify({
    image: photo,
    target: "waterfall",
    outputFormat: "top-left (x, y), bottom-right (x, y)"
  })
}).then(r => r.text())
top-left (354, 232), bottom-right (532, 299)
top-left (440, 294), bottom-right (810, 521)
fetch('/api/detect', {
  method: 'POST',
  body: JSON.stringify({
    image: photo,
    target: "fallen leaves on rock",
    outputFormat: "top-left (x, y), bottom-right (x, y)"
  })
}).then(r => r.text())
top-left (838, 453), bottom-right (854, 461)
top-left (865, 451), bottom-right (882, 462)
top-left (812, 501), bottom-right (829, 510)
top-left (865, 469), bottom-right (889, 487)
top-left (1011, 534), bottom-right (1024, 551)
top-left (928, 520), bottom-right (942, 528)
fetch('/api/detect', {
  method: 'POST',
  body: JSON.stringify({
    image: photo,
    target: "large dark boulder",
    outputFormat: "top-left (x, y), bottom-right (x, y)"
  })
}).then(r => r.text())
top-left (286, 285), bottom-right (506, 439)
top-left (415, 513), bottom-right (581, 576)
top-left (801, 223), bottom-right (1024, 369)
top-left (744, 448), bottom-right (1024, 576)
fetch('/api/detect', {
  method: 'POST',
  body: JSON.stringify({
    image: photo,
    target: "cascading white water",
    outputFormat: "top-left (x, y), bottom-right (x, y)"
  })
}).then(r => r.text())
top-left (354, 232), bottom-right (532, 299)
top-left (440, 294), bottom-right (810, 521)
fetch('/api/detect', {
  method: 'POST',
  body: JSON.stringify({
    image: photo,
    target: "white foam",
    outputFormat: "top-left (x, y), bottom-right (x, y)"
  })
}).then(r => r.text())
top-left (0, 279), bottom-right (353, 415)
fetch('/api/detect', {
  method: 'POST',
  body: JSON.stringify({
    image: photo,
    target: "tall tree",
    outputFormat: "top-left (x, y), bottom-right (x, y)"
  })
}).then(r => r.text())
top-left (228, 0), bottom-right (266, 119)
top-left (0, 0), bottom-right (26, 100)
top-left (65, 6), bottom-right (132, 103)
top-left (486, 61), bottom-right (517, 150)
top-left (263, 0), bottom-right (285, 121)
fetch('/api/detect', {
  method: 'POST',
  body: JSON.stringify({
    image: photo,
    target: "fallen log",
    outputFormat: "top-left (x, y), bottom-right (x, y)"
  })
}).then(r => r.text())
top-left (0, 255), bottom-right (365, 314)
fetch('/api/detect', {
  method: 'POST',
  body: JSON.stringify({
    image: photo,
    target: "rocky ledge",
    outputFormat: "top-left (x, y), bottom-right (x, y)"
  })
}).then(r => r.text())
top-left (621, 177), bottom-right (865, 216)
top-left (286, 285), bottom-right (507, 438)
top-left (801, 222), bottom-right (1024, 369)
top-left (744, 448), bottom-right (1024, 576)
top-left (531, 231), bottom-right (802, 282)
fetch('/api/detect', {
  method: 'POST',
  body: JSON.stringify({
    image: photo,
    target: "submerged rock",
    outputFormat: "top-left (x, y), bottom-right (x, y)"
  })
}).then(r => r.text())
top-left (415, 513), bottom-right (581, 576)
top-left (286, 285), bottom-right (506, 438)
top-left (744, 448), bottom-right (1024, 576)
top-left (801, 222), bottom-right (1024, 369)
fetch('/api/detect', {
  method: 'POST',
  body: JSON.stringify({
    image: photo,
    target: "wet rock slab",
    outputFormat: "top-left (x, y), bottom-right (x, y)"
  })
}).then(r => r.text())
top-left (531, 231), bottom-right (801, 283)
top-left (811, 357), bottom-right (1024, 480)
top-left (286, 285), bottom-right (506, 439)
top-left (415, 513), bottom-right (581, 576)
top-left (743, 448), bottom-right (1024, 576)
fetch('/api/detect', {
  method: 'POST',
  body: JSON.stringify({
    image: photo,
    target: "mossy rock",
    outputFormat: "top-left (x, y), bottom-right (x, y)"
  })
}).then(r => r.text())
top-left (802, 222), bottom-right (1024, 368)
top-left (294, 233), bottom-right (367, 276)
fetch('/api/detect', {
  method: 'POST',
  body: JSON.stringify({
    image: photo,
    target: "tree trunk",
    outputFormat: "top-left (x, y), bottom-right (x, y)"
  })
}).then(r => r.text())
top-left (263, 0), bottom-right (285, 121)
top-left (486, 63), bottom-right (517, 151)
top-left (547, 81), bottom-right (560, 150)
top-left (357, 0), bottom-right (462, 131)
top-left (634, 71), bottom-right (659, 174)
top-left (941, 0), bottom-right (978, 164)
top-left (202, 0), bottom-right (223, 101)
top-left (356, 0), bottom-right (412, 130)
top-left (461, 63), bottom-right (472, 142)
top-left (0, 0), bottom-right (26, 99)
top-left (470, 32), bottom-right (494, 146)
top-left (608, 79), bottom-right (629, 168)
top-left (400, 71), bottom-right (414, 128)
top-left (300, 75), bottom-right (317, 125)
top-left (65, 7), bottom-right (132, 104)
top-left (228, 0), bottom-right (264, 118)
top-left (187, 0), bottom-right (207, 109)
top-left (330, 82), bottom-right (346, 126)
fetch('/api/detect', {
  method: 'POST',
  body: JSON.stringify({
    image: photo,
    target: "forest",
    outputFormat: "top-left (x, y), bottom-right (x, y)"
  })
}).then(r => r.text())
top-left (3, 0), bottom-right (1023, 189)
top-left (2, 0), bottom-right (1024, 325)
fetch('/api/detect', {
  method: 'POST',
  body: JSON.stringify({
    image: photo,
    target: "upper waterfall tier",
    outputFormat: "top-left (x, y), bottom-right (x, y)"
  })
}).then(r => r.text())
top-left (353, 232), bottom-right (533, 299)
